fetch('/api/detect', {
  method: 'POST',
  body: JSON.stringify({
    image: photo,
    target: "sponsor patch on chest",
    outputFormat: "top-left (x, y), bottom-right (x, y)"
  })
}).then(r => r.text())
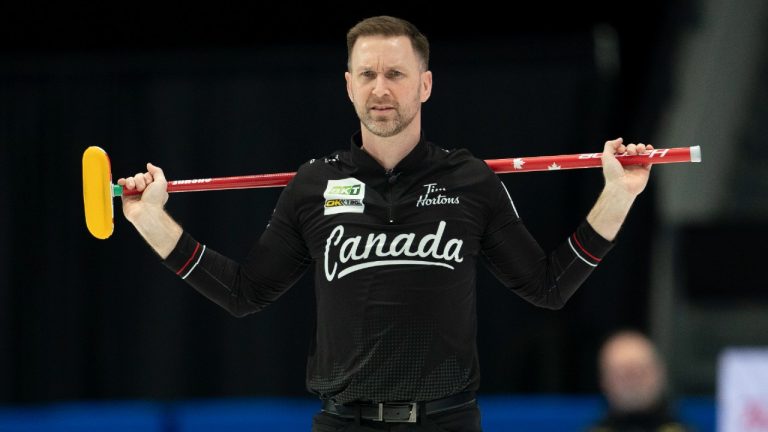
top-left (416, 183), bottom-right (460, 207)
top-left (324, 178), bottom-right (365, 215)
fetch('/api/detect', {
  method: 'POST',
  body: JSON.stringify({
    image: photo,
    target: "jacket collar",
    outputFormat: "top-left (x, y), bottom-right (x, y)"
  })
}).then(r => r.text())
top-left (349, 130), bottom-right (430, 175)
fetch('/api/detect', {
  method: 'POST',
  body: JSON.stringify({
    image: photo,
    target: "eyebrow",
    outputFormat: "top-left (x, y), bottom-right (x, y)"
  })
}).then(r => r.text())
top-left (356, 63), bottom-right (407, 70)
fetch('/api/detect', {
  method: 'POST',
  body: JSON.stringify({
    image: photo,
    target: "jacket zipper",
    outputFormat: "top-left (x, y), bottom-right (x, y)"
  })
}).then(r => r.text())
top-left (385, 169), bottom-right (395, 224)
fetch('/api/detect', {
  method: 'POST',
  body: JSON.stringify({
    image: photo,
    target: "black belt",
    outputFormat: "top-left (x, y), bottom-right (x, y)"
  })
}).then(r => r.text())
top-left (321, 391), bottom-right (476, 423)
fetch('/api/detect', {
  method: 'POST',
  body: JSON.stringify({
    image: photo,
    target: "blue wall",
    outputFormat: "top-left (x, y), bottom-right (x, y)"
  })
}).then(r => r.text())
top-left (0, 395), bottom-right (715, 432)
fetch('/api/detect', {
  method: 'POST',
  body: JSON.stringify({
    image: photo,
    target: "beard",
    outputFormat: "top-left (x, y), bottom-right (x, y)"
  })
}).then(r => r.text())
top-left (357, 97), bottom-right (419, 138)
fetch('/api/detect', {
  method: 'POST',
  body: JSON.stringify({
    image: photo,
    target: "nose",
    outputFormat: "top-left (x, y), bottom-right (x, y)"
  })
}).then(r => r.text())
top-left (372, 75), bottom-right (390, 98)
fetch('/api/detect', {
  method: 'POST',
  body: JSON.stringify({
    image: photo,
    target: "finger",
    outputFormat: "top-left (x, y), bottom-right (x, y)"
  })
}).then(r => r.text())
top-left (635, 143), bottom-right (653, 153)
top-left (147, 163), bottom-right (166, 184)
top-left (603, 137), bottom-right (623, 156)
top-left (125, 177), bottom-right (136, 190)
top-left (117, 178), bottom-right (127, 186)
top-left (625, 143), bottom-right (638, 155)
top-left (639, 143), bottom-right (653, 167)
top-left (143, 172), bottom-right (153, 185)
top-left (134, 172), bottom-right (147, 191)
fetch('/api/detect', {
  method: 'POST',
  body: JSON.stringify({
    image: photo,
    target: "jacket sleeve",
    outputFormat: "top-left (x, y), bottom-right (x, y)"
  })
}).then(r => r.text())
top-left (480, 175), bottom-right (613, 310)
top-left (161, 177), bottom-right (311, 317)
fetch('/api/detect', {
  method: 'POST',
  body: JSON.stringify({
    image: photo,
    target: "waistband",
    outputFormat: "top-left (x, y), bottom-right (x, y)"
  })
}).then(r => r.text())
top-left (321, 391), bottom-right (476, 423)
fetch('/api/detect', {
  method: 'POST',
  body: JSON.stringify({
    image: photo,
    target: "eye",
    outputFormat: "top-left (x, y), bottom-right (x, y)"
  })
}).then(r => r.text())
top-left (386, 70), bottom-right (403, 79)
top-left (361, 70), bottom-right (376, 79)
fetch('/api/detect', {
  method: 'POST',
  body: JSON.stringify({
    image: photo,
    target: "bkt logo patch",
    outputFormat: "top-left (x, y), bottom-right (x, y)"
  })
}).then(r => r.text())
top-left (328, 185), bottom-right (361, 195)
top-left (324, 178), bottom-right (365, 215)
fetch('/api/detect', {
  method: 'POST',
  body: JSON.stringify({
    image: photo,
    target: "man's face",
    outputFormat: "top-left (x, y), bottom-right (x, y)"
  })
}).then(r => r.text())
top-left (600, 335), bottom-right (664, 412)
top-left (345, 36), bottom-right (432, 138)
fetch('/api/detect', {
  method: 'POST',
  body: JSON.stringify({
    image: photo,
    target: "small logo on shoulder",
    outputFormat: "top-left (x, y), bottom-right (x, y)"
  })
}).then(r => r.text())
top-left (324, 178), bottom-right (365, 215)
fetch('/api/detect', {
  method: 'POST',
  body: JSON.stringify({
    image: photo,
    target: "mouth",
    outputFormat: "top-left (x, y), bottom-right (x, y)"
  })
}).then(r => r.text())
top-left (369, 106), bottom-right (395, 113)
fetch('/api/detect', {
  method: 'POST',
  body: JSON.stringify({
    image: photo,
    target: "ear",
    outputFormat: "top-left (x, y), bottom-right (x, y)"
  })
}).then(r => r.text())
top-left (420, 70), bottom-right (433, 103)
top-left (345, 71), bottom-right (354, 103)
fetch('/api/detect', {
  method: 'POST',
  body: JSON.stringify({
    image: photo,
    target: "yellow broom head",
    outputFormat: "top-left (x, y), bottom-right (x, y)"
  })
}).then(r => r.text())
top-left (82, 146), bottom-right (115, 239)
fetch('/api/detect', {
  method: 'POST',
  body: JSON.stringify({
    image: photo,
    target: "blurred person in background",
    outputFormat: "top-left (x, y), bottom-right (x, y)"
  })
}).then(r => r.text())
top-left (589, 330), bottom-right (693, 432)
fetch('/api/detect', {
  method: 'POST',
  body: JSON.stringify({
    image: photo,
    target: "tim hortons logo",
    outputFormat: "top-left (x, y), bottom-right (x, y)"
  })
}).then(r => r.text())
top-left (323, 221), bottom-right (464, 281)
top-left (416, 183), bottom-right (460, 207)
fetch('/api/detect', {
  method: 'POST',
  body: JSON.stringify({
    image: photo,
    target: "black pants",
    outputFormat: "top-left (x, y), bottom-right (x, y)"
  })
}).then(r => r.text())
top-left (311, 402), bottom-right (482, 432)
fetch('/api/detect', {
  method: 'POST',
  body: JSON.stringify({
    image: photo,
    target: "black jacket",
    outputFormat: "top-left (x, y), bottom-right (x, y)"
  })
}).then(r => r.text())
top-left (163, 131), bottom-right (613, 404)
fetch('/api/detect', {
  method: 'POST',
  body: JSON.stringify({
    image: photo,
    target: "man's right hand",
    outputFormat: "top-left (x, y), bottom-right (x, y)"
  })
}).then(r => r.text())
top-left (116, 163), bottom-right (182, 259)
top-left (117, 163), bottom-right (169, 224)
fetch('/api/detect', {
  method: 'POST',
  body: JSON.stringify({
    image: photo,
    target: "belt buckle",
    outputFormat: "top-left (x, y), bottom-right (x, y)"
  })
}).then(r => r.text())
top-left (376, 402), bottom-right (418, 423)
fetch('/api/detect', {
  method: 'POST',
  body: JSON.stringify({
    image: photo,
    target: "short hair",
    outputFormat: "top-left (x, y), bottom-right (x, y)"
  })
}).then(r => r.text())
top-left (346, 16), bottom-right (430, 71)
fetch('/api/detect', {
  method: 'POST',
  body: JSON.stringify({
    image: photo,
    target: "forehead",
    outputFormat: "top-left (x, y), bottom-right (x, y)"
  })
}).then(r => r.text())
top-left (602, 337), bottom-right (654, 365)
top-left (349, 35), bottom-right (419, 69)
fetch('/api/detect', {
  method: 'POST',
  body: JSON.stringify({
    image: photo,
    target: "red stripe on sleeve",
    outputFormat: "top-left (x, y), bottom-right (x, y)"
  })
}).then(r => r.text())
top-left (176, 242), bottom-right (201, 275)
top-left (571, 233), bottom-right (601, 262)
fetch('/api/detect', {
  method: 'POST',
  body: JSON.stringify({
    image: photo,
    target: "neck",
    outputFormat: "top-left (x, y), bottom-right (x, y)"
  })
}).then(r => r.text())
top-left (359, 118), bottom-right (421, 171)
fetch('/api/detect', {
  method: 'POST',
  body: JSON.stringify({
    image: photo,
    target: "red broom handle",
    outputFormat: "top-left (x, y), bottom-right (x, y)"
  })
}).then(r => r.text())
top-left (122, 146), bottom-right (700, 196)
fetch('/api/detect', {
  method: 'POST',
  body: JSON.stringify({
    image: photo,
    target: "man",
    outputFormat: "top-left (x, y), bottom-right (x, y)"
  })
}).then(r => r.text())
top-left (118, 16), bottom-right (652, 432)
top-left (590, 330), bottom-right (692, 432)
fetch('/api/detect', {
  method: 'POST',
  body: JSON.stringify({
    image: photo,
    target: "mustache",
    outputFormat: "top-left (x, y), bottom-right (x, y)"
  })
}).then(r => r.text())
top-left (365, 97), bottom-right (398, 109)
